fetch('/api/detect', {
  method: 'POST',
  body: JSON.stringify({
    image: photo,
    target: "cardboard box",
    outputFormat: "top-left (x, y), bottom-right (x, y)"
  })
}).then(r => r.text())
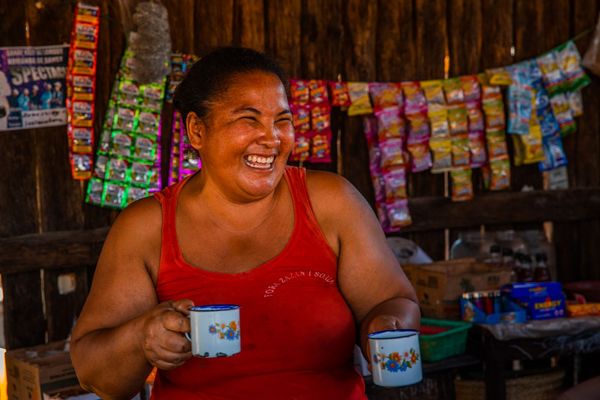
top-left (6, 341), bottom-right (80, 400)
top-left (460, 297), bottom-right (527, 324)
top-left (406, 259), bottom-right (513, 319)
top-left (502, 282), bottom-right (566, 320)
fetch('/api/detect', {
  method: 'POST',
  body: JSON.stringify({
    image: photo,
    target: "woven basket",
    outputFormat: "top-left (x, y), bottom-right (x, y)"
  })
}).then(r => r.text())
top-left (455, 369), bottom-right (565, 400)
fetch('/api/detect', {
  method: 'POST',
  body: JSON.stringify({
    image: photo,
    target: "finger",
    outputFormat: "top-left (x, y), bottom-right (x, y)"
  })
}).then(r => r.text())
top-left (149, 348), bottom-right (192, 366)
top-left (162, 310), bottom-right (191, 333)
top-left (369, 315), bottom-right (403, 333)
top-left (171, 299), bottom-right (195, 315)
top-left (159, 333), bottom-right (192, 354)
top-left (151, 359), bottom-right (186, 371)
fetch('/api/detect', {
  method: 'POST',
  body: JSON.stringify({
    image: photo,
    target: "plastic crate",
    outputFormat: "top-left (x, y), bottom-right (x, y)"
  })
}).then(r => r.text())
top-left (419, 318), bottom-right (471, 362)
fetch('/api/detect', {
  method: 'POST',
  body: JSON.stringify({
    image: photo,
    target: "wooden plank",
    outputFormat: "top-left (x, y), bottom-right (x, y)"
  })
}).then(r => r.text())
top-left (234, 0), bottom-right (265, 51)
top-left (2, 271), bottom-right (45, 349)
top-left (571, 0), bottom-right (600, 284)
top-left (342, 0), bottom-right (377, 201)
top-left (0, 227), bottom-right (108, 273)
top-left (266, 0), bottom-right (301, 78)
top-left (448, 0), bottom-right (482, 75)
top-left (194, 0), bottom-right (234, 55)
top-left (0, 1), bottom-right (39, 238)
top-left (401, 188), bottom-right (600, 233)
top-left (164, 0), bottom-right (195, 54)
top-left (376, 0), bottom-right (415, 81)
top-left (44, 266), bottom-right (89, 341)
top-left (23, 0), bottom-right (85, 233)
top-left (407, 0), bottom-right (448, 260)
top-left (480, 0), bottom-right (514, 69)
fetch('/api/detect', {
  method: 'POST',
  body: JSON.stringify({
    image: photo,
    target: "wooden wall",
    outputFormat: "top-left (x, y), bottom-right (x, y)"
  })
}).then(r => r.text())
top-left (0, 0), bottom-right (599, 345)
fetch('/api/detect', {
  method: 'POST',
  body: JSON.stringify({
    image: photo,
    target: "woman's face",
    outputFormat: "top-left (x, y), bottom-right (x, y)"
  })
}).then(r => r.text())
top-left (192, 71), bottom-right (294, 202)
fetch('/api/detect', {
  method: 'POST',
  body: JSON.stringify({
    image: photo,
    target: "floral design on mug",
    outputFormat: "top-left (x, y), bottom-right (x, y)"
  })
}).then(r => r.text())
top-left (208, 321), bottom-right (240, 341)
top-left (373, 348), bottom-right (419, 372)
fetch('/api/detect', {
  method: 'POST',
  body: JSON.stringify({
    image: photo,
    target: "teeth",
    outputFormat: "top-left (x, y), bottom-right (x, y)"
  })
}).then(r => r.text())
top-left (247, 155), bottom-right (274, 164)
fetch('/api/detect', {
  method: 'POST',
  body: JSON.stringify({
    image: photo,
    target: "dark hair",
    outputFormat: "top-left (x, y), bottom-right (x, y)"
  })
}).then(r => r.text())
top-left (173, 47), bottom-right (288, 123)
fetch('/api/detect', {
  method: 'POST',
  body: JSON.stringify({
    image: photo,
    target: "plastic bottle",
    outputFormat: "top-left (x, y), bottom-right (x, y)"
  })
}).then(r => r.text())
top-left (520, 255), bottom-right (534, 282)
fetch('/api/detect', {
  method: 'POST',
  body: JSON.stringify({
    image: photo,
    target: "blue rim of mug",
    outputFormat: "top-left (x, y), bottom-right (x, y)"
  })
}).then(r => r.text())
top-left (368, 329), bottom-right (419, 339)
top-left (190, 304), bottom-right (239, 312)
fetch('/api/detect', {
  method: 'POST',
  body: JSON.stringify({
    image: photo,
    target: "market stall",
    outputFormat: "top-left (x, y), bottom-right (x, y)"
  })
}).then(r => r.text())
top-left (0, 0), bottom-right (599, 399)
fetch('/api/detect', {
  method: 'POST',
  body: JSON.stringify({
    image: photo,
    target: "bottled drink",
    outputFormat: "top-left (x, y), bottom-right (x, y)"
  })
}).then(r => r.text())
top-left (533, 253), bottom-right (551, 282)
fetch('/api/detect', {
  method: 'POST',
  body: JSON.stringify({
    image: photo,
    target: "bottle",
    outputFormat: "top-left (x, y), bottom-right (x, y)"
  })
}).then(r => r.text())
top-left (520, 255), bottom-right (534, 282)
top-left (533, 253), bottom-right (551, 282)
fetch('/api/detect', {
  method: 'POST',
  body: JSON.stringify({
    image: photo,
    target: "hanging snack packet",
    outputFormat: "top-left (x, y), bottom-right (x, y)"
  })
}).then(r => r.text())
top-left (537, 106), bottom-right (561, 138)
top-left (407, 135), bottom-right (432, 173)
top-left (486, 155), bottom-right (511, 191)
top-left (74, 23), bottom-right (99, 50)
top-left (93, 154), bottom-right (108, 179)
top-left (111, 132), bottom-right (132, 157)
top-left (421, 80), bottom-right (446, 115)
top-left (310, 130), bottom-right (332, 163)
top-left (380, 138), bottom-right (406, 169)
top-left (522, 120), bottom-right (545, 164)
top-left (137, 111), bottom-right (160, 136)
top-left (386, 199), bottom-right (412, 229)
top-left (103, 182), bottom-right (127, 209)
top-left (537, 50), bottom-right (568, 95)
top-left (568, 91), bottom-right (584, 117)
top-left (447, 104), bottom-right (468, 134)
top-left (130, 161), bottom-right (152, 187)
top-left (72, 101), bottom-right (94, 127)
top-left (466, 102), bottom-right (484, 131)
top-left (369, 82), bottom-right (403, 112)
top-left (557, 41), bottom-right (591, 92)
top-left (451, 133), bottom-right (471, 167)
top-left (72, 49), bottom-right (96, 75)
top-left (376, 106), bottom-right (405, 141)
top-left (485, 67), bottom-right (513, 86)
top-left (290, 79), bottom-right (310, 104)
top-left (429, 138), bottom-right (453, 173)
top-left (133, 136), bottom-right (157, 161)
top-left (311, 104), bottom-right (331, 131)
top-left (72, 75), bottom-right (95, 101)
top-left (485, 128), bottom-right (509, 159)
top-left (86, 178), bottom-right (104, 205)
top-left (549, 93), bottom-right (576, 135)
top-left (308, 80), bottom-right (329, 104)
top-left (383, 167), bottom-right (407, 200)
top-left (71, 127), bottom-right (93, 153)
top-left (140, 84), bottom-right (165, 112)
top-left (450, 167), bottom-right (473, 202)
top-left (443, 78), bottom-right (464, 105)
top-left (406, 112), bottom-right (430, 137)
top-left (347, 82), bottom-right (374, 116)
top-left (429, 110), bottom-right (450, 139)
top-left (328, 81), bottom-right (351, 107)
top-left (401, 81), bottom-right (427, 115)
top-left (483, 99), bottom-right (506, 130)
top-left (118, 80), bottom-right (140, 107)
top-left (114, 106), bottom-right (136, 131)
top-left (507, 83), bottom-right (533, 135)
top-left (106, 157), bottom-right (130, 182)
top-left (539, 133), bottom-right (568, 171)
top-left (460, 76), bottom-right (481, 102)
top-left (543, 166), bottom-right (569, 190)
top-left (290, 133), bottom-right (310, 162)
top-left (71, 154), bottom-right (92, 180)
top-left (468, 130), bottom-right (487, 168)
top-left (126, 187), bottom-right (149, 205)
top-left (291, 104), bottom-right (311, 133)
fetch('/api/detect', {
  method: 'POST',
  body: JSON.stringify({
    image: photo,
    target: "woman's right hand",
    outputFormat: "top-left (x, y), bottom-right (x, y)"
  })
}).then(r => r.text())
top-left (138, 299), bottom-right (195, 370)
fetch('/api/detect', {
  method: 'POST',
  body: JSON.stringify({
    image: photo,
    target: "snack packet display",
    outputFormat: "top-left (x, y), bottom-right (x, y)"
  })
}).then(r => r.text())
top-left (549, 93), bottom-right (576, 136)
top-left (421, 80), bottom-right (446, 115)
top-left (450, 167), bottom-right (473, 202)
top-left (507, 63), bottom-right (534, 135)
top-left (369, 82), bottom-right (403, 112)
top-left (443, 78), bottom-right (464, 105)
top-left (383, 167), bottom-right (407, 200)
top-left (568, 91), bottom-right (584, 117)
top-left (485, 67), bottom-right (513, 86)
top-left (536, 50), bottom-right (568, 95)
top-left (380, 138), bottom-right (407, 169)
top-left (328, 81), bottom-right (351, 107)
top-left (86, 44), bottom-right (167, 209)
top-left (311, 104), bottom-right (331, 131)
top-left (291, 103), bottom-right (311, 133)
top-left (451, 133), bottom-right (471, 167)
top-left (407, 135), bottom-right (432, 172)
top-left (539, 132), bottom-right (568, 171)
top-left (166, 53), bottom-right (198, 102)
top-left (468, 130), bottom-right (487, 168)
top-left (447, 104), bottom-right (468, 134)
top-left (485, 128), bottom-right (509, 159)
top-left (66, 1), bottom-right (100, 180)
top-left (460, 76), bottom-right (481, 103)
top-left (290, 133), bottom-right (311, 162)
top-left (347, 82), bottom-right (374, 116)
top-left (429, 137), bottom-right (453, 173)
top-left (482, 155), bottom-right (511, 191)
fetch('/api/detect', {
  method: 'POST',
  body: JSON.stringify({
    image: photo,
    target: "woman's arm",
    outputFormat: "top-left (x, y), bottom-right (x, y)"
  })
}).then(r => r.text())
top-left (307, 171), bottom-right (420, 357)
top-left (71, 199), bottom-right (193, 400)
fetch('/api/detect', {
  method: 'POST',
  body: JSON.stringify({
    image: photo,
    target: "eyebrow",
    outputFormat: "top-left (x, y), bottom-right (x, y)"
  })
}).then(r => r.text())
top-left (232, 106), bottom-right (292, 116)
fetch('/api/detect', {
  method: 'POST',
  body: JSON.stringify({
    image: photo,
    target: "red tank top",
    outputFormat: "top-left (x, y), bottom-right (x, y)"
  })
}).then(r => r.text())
top-left (151, 167), bottom-right (366, 399)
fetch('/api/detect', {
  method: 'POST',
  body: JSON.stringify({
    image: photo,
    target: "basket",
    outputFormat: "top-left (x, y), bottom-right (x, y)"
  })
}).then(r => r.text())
top-left (455, 369), bottom-right (565, 400)
top-left (419, 318), bottom-right (471, 362)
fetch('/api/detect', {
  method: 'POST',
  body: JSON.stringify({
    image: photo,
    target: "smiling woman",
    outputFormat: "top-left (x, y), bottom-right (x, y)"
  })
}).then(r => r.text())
top-left (70, 47), bottom-right (419, 400)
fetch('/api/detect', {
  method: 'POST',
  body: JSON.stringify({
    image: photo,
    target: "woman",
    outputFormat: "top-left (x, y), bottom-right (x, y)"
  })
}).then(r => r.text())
top-left (71, 47), bottom-right (419, 400)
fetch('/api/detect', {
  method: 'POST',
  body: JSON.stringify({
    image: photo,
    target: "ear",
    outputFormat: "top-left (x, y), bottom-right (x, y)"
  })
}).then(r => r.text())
top-left (186, 112), bottom-right (206, 151)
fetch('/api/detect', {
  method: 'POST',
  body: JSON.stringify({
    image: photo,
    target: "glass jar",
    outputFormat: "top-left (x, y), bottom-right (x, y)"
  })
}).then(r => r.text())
top-left (450, 232), bottom-right (497, 260)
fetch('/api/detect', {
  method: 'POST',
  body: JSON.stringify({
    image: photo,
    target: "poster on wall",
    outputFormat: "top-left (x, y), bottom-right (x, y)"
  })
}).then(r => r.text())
top-left (0, 44), bottom-right (69, 131)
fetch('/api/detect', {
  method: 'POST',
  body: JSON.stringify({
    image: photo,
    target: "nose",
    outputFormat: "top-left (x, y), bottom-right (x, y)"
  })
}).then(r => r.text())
top-left (258, 123), bottom-right (281, 148)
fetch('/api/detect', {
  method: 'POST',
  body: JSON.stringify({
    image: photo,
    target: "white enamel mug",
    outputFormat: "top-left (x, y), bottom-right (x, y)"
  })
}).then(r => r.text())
top-left (186, 305), bottom-right (241, 358)
top-left (368, 329), bottom-right (423, 387)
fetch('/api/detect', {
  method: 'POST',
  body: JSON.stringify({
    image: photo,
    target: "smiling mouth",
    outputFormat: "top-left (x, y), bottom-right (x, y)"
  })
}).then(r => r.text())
top-left (244, 154), bottom-right (275, 170)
